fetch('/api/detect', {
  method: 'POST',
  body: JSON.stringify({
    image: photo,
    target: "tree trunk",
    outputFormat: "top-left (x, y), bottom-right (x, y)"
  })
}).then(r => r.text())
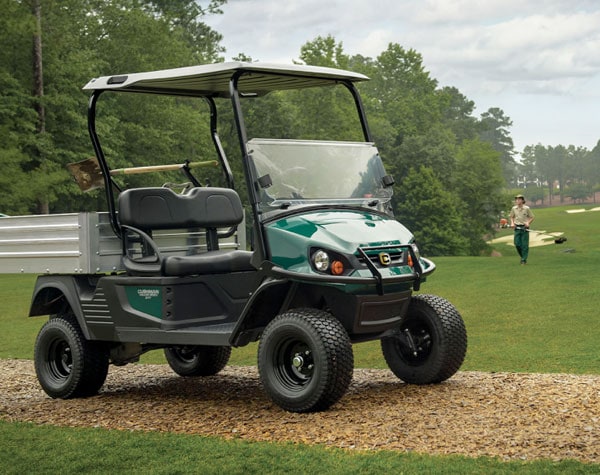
top-left (37, 200), bottom-right (50, 214)
top-left (32, 0), bottom-right (49, 213)
top-left (32, 0), bottom-right (45, 133)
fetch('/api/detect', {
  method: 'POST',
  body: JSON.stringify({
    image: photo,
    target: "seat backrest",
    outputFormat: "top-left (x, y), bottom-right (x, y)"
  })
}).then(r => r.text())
top-left (118, 187), bottom-right (244, 230)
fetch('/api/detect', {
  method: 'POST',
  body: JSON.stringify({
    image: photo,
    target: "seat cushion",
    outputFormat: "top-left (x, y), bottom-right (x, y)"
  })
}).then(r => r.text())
top-left (162, 250), bottom-right (255, 276)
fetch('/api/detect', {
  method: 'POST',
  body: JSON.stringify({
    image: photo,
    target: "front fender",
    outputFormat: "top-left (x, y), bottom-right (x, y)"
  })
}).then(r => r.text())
top-left (229, 277), bottom-right (293, 346)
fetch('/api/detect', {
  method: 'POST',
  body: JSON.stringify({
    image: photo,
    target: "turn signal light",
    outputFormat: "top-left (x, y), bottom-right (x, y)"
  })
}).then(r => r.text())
top-left (407, 254), bottom-right (413, 267)
top-left (331, 260), bottom-right (344, 275)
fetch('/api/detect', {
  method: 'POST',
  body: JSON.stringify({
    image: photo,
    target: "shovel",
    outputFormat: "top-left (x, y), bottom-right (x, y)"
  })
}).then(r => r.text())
top-left (67, 157), bottom-right (219, 192)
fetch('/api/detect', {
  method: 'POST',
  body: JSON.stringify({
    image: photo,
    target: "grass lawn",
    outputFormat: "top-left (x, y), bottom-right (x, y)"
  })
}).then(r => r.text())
top-left (1, 421), bottom-right (594, 475)
top-left (0, 203), bottom-right (598, 473)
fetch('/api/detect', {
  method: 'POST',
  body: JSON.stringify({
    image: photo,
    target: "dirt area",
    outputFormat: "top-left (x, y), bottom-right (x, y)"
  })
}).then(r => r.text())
top-left (1, 360), bottom-right (598, 464)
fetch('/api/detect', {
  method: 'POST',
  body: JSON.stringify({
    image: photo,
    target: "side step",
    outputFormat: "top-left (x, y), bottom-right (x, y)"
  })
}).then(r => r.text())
top-left (115, 322), bottom-right (237, 346)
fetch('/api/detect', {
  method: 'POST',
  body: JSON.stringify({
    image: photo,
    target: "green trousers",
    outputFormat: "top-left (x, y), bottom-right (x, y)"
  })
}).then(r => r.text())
top-left (514, 228), bottom-right (530, 262)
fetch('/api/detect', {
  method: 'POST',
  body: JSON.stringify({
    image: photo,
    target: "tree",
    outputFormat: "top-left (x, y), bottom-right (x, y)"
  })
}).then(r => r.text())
top-left (565, 183), bottom-right (592, 203)
top-left (452, 139), bottom-right (505, 254)
top-left (299, 35), bottom-right (349, 69)
top-left (357, 43), bottom-right (449, 204)
top-left (0, 0), bottom-right (60, 214)
top-left (548, 145), bottom-right (569, 203)
top-left (438, 86), bottom-right (478, 144)
top-left (478, 107), bottom-right (516, 185)
top-left (586, 140), bottom-right (600, 201)
top-left (394, 166), bottom-right (468, 256)
top-left (0, 0), bottom-right (227, 215)
top-left (0, 71), bottom-right (37, 214)
top-left (367, 43), bottom-right (441, 142)
top-left (144, 0), bottom-right (226, 63)
top-left (568, 146), bottom-right (587, 183)
top-left (519, 145), bottom-right (538, 187)
top-left (392, 125), bottom-right (457, 190)
top-left (288, 37), bottom-right (362, 141)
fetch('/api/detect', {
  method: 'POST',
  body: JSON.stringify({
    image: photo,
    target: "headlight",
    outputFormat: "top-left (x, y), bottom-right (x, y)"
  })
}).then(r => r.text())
top-left (312, 249), bottom-right (330, 272)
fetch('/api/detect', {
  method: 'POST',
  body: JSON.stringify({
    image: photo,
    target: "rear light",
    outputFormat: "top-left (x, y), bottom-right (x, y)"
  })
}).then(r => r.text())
top-left (407, 254), bottom-right (413, 268)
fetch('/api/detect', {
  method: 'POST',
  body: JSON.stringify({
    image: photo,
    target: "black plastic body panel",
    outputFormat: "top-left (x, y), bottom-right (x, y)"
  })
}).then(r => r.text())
top-left (30, 271), bottom-right (412, 347)
top-left (87, 272), bottom-right (263, 345)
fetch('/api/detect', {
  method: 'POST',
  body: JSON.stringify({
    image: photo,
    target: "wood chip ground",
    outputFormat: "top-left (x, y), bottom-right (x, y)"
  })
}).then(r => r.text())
top-left (1, 360), bottom-right (598, 463)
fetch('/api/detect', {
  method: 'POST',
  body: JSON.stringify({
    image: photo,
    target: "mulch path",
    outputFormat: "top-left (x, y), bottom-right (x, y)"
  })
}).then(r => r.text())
top-left (1, 359), bottom-right (598, 463)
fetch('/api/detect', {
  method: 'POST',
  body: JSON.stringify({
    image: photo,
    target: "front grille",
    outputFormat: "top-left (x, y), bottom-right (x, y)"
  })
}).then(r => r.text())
top-left (356, 248), bottom-right (406, 268)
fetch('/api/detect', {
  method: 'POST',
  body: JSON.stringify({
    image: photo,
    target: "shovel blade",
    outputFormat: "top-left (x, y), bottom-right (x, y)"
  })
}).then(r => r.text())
top-left (67, 157), bottom-right (104, 192)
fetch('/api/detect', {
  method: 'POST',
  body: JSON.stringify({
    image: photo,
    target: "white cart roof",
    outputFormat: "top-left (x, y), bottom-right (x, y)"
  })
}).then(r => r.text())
top-left (83, 62), bottom-right (369, 97)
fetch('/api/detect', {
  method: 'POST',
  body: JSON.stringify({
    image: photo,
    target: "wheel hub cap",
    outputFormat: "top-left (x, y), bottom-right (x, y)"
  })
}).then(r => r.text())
top-left (292, 354), bottom-right (304, 368)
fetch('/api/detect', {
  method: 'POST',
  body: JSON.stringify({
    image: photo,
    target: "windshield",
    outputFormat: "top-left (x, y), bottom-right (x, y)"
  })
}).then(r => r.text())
top-left (248, 139), bottom-right (393, 212)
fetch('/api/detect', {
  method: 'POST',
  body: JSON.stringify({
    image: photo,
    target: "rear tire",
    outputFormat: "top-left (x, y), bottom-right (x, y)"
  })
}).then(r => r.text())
top-left (381, 294), bottom-right (467, 384)
top-left (258, 308), bottom-right (354, 413)
top-left (164, 345), bottom-right (231, 377)
top-left (34, 312), bottom-right (109, 398)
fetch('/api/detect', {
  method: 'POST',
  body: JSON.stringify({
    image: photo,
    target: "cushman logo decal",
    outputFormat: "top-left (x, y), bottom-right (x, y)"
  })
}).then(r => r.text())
top-left (378, 252), bottom-right (391, 266)
top-left (125, 286), bottom-right (162, 318)
top-left (137, 288), bottom-right (160, 300)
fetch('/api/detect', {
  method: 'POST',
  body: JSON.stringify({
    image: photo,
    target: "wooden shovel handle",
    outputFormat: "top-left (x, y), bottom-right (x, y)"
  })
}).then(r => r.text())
top-left (109, 160), bottom-right (218, 176)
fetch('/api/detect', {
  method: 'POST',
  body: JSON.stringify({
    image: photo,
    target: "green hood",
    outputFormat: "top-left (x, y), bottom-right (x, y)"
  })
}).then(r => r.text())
top-left (265, 210), bottom-right (413, 271)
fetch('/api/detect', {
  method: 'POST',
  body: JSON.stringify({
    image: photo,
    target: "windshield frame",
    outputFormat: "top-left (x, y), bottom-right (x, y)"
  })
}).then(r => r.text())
top-left (247, 138), bottom-right (393, 221)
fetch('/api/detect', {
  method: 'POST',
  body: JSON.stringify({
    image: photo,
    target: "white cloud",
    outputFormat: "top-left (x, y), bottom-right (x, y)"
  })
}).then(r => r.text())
top-left (204, 0), bottom-right (600, 150)
top-left (411, 11), bottom-right (600, 86)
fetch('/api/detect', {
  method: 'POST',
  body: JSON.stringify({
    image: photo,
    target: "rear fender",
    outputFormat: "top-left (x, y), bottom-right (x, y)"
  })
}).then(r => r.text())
top-left (29, 275), bottom-right (92, 339)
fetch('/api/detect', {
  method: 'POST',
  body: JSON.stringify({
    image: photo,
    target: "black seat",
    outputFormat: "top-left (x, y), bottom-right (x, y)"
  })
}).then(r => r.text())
top-left (118, 187), bottom-right (254, 276)
top-left (162, 250), bottom-right (254, 276)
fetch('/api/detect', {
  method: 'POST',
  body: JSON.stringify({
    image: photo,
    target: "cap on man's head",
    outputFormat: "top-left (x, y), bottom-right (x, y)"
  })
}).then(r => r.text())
top-left (515, 194), bottom-right (526, 202)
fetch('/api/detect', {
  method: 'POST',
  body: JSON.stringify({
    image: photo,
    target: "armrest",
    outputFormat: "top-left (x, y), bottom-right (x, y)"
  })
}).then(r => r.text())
top-left (120, 224), bottom-right (163, 275)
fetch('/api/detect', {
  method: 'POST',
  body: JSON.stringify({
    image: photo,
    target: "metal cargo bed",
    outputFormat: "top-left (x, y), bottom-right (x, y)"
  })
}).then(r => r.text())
top-left (0, 213), bottom-right (244, 274)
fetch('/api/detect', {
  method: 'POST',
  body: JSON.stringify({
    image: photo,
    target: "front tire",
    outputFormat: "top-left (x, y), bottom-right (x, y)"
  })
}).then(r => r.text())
top-left (258, 308), bottom-right (354, 413)
top-left (34, 312), bottom-right (109, 398)
top-left (381, 294), bottom-right (467, 384)
top-left (164, 345), bottom-right (231, 377)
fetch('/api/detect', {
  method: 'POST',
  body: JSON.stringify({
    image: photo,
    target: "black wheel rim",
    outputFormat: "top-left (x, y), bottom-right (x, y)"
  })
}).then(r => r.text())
top-left (47, 337), bottom-right (73, 380)
top-left (173, 347), bottom-right (199, 364)
top-left (273, 337), bottom-right (315, 390)
top-left (397, 319), bottom-right (433, 365)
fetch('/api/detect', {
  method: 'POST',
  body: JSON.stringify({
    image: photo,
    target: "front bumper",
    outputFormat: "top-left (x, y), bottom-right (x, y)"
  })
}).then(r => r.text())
top-left (269, 247), bottom-right (435, 295)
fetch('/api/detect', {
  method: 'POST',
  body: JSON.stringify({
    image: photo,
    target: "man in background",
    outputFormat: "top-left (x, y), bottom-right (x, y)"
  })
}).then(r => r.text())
top-left (510, 194), bottom-right (535, 265)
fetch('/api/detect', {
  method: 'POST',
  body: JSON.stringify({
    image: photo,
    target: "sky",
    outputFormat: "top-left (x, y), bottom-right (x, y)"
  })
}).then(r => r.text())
top-left (204, 0), bottom-right (600, 156)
